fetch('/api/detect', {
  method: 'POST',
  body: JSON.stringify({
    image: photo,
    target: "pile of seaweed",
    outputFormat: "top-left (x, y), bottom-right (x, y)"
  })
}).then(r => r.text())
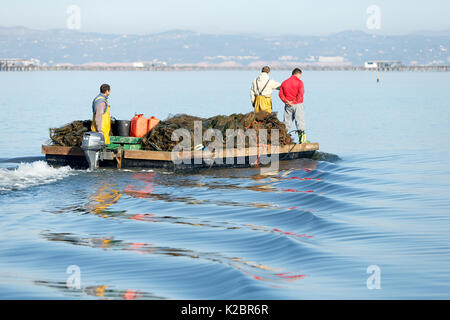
top-left (141, 111), bottom-right (292, 151)
top-left (48, 112), bottom-right (292, 150)
top-left (49, 120), bottom-right (91, 146)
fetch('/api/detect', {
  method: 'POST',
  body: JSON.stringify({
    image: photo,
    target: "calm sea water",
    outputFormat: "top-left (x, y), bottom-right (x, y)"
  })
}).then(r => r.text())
top-left (0, 70), bottom-right (449, 299)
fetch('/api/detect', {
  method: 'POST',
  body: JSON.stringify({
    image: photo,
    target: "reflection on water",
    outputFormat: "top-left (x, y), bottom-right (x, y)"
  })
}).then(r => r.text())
top-left (42, 165), bottom-right (320, 220)
top-left (127, 213), bottom-right (314, 240)
top-left (87, 184), bottom-right (122, 217)
top-left (34, 280), bottom-right (164, 300)
top-left (123, 173), bottom-right (155, 198)
top-left (41, 231), bottom-right (307, 286)
top-left (16, 158), bottom-right (366, 298)
top-left (80, 172), bottom-right (318, 242)
top-left (120, 166), bottom-right (320, 213)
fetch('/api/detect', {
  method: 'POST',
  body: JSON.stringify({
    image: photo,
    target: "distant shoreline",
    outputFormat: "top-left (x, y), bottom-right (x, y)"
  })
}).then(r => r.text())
top-left (1, 65), bottom-right (449, 72)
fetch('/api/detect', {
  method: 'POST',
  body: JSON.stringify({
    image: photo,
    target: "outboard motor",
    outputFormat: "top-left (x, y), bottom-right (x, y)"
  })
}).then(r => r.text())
top-left (81, 132), bottom-right (106, 170)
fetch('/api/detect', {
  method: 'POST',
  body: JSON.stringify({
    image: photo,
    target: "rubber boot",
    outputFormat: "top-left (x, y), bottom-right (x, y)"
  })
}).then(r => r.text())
top-left (298, 131), bottom-right (306, 144)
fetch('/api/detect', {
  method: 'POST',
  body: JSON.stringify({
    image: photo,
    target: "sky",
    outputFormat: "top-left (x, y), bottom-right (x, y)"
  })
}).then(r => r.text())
top-left (0, 0), bottom-right (449, 36)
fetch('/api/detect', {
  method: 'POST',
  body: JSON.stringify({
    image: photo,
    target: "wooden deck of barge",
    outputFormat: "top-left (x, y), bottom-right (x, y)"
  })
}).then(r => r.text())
top-left (41, 143), bottom-right (320, 170)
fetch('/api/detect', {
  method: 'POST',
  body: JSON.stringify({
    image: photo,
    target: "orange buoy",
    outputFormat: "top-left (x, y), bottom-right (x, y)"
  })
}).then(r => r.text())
top-left (130, 114), bottom-right (148, 137)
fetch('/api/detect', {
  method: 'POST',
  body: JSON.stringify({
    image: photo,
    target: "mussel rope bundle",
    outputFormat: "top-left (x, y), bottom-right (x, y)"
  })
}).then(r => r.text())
top-left (49, 120), bottom-right (92, 147)
top-left (141, 111), bottom-right (292, 151)
top-left (48, 112), bottom-right (292, 149)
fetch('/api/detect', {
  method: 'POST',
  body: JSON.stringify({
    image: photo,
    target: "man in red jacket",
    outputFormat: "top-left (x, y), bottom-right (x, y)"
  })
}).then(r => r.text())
top-left (279, 68), bottom-right (306, 143)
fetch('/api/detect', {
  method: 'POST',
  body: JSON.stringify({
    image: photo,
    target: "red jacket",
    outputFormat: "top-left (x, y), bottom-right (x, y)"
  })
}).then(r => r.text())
top-left (279, 75), bottom-right (304, 105)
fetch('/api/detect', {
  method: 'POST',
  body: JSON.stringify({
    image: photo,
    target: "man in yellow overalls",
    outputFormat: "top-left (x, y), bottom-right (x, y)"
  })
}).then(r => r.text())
top-left (91, 83), bottom-right (111, 144)
top-left (250, 66), bottom-right (281, 113)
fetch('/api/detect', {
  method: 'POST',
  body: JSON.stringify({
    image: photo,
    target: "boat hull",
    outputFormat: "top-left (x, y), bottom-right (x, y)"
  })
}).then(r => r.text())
top-left (42, 143), bottom-right (319, 170)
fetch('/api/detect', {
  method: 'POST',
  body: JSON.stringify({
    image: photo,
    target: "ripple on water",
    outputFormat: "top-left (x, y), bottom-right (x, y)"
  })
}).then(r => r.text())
top-left (1, 155), bottom-right (449, 299)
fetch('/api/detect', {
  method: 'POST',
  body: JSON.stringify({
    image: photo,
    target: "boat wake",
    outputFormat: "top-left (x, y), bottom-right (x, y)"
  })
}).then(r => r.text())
top-left (0, 156), bottom-right (45, 164)
top-left (0, 161), bottom-right (74, 192)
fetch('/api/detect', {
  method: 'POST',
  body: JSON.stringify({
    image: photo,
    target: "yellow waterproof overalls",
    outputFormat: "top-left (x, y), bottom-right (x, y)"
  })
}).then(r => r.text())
top-left (91, 94), bottom-right (111, 144)
top-left (253, 79), bottom-right (272, 113)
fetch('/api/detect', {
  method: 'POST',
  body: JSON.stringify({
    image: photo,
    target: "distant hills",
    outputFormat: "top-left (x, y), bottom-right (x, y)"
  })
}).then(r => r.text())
top-left (0, 26), bottom-right (449, 66)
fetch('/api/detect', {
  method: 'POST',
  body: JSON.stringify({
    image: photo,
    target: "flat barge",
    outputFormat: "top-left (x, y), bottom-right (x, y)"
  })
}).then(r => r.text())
top-left (41, 143), bottom-right (320, 170)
